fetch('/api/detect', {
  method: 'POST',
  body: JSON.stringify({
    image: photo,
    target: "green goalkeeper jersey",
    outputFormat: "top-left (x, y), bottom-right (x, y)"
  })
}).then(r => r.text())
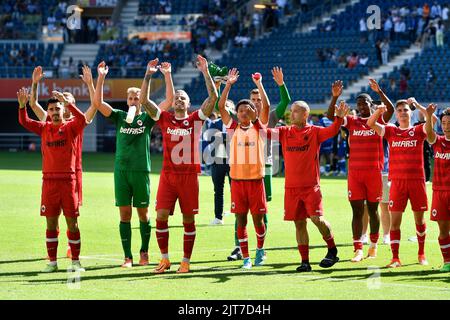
top-left (108, 109), bottom-right (155, 172)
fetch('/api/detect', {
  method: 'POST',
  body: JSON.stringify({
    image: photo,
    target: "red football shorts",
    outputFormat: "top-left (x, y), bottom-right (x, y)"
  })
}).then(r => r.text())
top-left (430, 190), bottom-right (450, 221)
top-left (156, 171), bottom-right (199, 215)
top-left (40, 179), bottom-right (79, 217)
top-left (76, 169), bottom-right (83, 206)
top-left (284, 185), bottom-right (323, 221)
top-left (389, 179), bottom-right (428, 213)
top-left (347, 169), bottom-right (382, 203)
top-left (231, 179), bottom-right (267, 215)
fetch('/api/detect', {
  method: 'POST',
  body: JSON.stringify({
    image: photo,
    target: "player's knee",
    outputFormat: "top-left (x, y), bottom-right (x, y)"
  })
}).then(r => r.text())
top-left (182, 214), bottom-right (195, 224)
top-left (295, 219), bottom-right (307, 230)
top-left (156, 210), bottom-right (170, 221)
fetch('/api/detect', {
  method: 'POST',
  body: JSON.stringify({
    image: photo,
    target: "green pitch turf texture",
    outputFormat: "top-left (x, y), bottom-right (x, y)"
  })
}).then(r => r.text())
top-left (0, 151), bottom-right (448, 300)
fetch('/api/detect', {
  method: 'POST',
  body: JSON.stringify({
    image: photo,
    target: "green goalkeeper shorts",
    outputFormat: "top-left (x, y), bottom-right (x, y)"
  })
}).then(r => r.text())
top-left (264, 164), bottom-right (272, 202)
top-left (114, 170), bottom-right (150, 208)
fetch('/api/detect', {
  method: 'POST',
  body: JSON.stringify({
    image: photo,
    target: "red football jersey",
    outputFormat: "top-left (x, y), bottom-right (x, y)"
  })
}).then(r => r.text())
top-left (343, 115), bottom-right (385, 171)
top-left (156, 109), bottom-right (206, 174)
top-left (431, 135), bottom-right (450, 191)
top-left (269, 118), bottom-right (342, 188)
top-left (46, 115), bottom-right (83, 171)
top-left (383, 123), bottom-right (427, 180)
top-left (19, 104), bottom-right (86, 179)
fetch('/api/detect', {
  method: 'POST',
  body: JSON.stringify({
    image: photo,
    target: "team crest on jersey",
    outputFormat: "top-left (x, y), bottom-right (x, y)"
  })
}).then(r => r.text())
top-left (183, 120), bottom-right (189, 126)
top-left (231, 202), bottom-right (235, 209)
top-left (137, 119), bottom-right (143, 126)
top-left (58, 129), bottom-right (64, 135)
top-left (432, 209), bottom-right (437, 217)
top-left (41, 205), bottom-right (46, 213)
top-left (389, 200), bottom-right (394, 207)
top-left (409, 130), bottom-right (414, 137)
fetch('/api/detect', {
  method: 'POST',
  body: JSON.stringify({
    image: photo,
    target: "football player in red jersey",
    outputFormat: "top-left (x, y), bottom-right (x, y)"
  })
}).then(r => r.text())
top-left (140, 55), bottom-right (218, 274)
top-left (425, 106), bottom-right (450, 272)
top-left (29, 65), bottom-right (97, 260)
top-left (330, 79), bottom-right (394, 262)
top-left (367, 99), bottom-right (437, 268)
top-left (18, 87), bottom-right (87, 273)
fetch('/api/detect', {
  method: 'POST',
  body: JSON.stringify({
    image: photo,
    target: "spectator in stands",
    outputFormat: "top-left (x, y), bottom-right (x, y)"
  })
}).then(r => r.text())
top-left (426, 67), bottom-right (436, 90)
top-left (380, 39), bottom-right (390, 65)
top-left (359, 17), bottom-right (368, 43)
top-left (384, 14), bottom-right (393, 40)
top-left (436, 20), bottom-right (445, 47)
top-left (389, 77), bottom-right (397, 92)
top-left (347, 52), bottom-right (359, 69)
top-left (431, 1), bottom-right (442, 19)
top-left (423, 3), bottom-right (431, 19)
top-left (394, 17), bottom-right (406, 40)
top-left (300, 0), bottom-right (308, 13)
top-left (399, 74), bottom-right (408, 95)
top-left (443, 4), bottom-right (449, 29)
top-left (359, 54), bottom-right (369, 66)
top-left (406, 13), bottom-right (417, 42)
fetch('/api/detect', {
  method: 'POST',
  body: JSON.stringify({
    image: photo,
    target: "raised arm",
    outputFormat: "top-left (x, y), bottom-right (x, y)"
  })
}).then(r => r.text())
top-left (425, 103), bottom-right (437, 144)
top-left (197, 55), bottom-right (218, 118)
top-left (407, 97), bottom-right (438, 126)
top-left (271, 66), bottom-right (291, 120)
top-left (252, 72), bottom-right (270, 125)
top-left (17, 87), bottom-right (44, 135)
top-left (369, 78), bottom-right (394, 122)
top-left (80, 65), bottom-right (97, 123)
top-left (327, 80), bottom-right (343, 120)
top-left (318, 100), bottom-right (348, 142)
top-left (30, 66), bottom-right (47, 121)
top-left (367, 104), bottom-right (386, 136)
top-left (158, 62), bottom-right (175, 111)
top-left (139, 58), bottom-right (161, 119)
top-left (218, 68), bottom-right (239, 126)
top-left (93, 61), bottom-right (114, 117)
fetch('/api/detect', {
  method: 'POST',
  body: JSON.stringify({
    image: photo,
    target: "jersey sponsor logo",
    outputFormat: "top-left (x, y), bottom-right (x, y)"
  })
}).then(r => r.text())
top-left (41, 205), bottom-right (46, 213)
top-left (137, 119), bottom-right (143, 126)
top-left (352, 129), bottom-right (376, 136)
top-left (119, 126), bottom-right (146, 135)
top-left (391, 140), bottom-right (417, 148)
top-left (435, 151), bottom-right (450, 160)
top-left (286, 145), bottom-right (310, 152)
top-left (432, 209), bottom-right (438, 217)
top-left (46, 139), bottom-right (67, 147)
top-left (167, 127), bottom-right (193, 136)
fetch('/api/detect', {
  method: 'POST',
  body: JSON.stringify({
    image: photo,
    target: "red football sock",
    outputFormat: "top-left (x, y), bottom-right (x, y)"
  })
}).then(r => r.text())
top-left (298, 245), bottom-right (309, 262)
top-left (46, 229), bottom-right (59, 262)
top-left (390, 229), bottom-right (401, 260)
top-left (183, 222), bottom-right (196, 260)
top-left (237, 226), bottom-right (249, 258)
top-left (416, 223), bottom-right (426, 256)
top-left (439, 236), bottom-right (450, 263)
top-left (67, 230), bottom-right (80, 261)
top-left (156, 220), bottom-right (169, 255)
top-left (254, 224), bottom-right (266, 249)
top-left (323, 235), bottom-right (336, 249)
top-left (353, 236), bottom-right (363, 251)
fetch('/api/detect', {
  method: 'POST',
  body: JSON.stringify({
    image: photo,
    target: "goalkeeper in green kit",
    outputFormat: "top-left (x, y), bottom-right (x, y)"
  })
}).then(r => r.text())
top-left (93, 59), bottom-right (174, 268)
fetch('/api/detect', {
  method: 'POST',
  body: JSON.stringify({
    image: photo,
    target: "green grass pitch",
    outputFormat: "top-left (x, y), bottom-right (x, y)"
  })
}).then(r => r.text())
top-left (0, 152), bottom-right (449, 300)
